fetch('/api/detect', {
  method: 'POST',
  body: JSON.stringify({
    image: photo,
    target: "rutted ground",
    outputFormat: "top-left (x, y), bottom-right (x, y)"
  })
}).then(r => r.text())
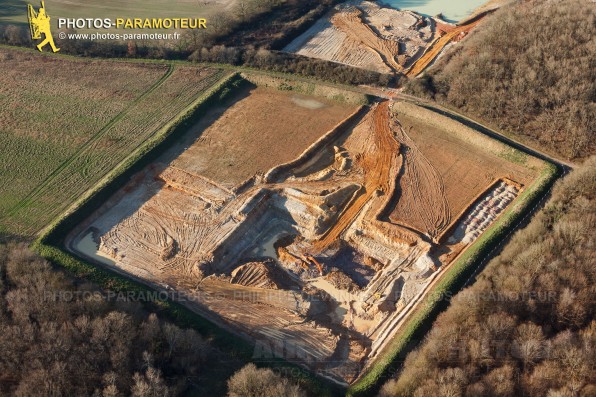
top-left (389, 121), bottom-right (451, 240)
top-left (67, 77), bottom-right (547, 384)
top-left (284, 1), bottom-right (434, 74)
top-left (389, 102), bottom-right (542, 246)
top-left (284, 0), bottom-right (492, 76)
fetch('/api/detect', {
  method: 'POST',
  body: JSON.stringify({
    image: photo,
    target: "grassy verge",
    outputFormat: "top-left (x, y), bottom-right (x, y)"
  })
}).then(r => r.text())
top-left (0, 45), bottom-right (377, 104)
top-left (31, 71), bottom-right (338, 396)
top-left (35, 71), bottom-right (237, 245)
top-left (347, 162), bottom-right (559, 397)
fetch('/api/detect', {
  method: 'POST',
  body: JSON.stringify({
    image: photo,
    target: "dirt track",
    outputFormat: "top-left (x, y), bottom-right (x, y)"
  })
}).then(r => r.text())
top-left (407, 16), bottom-right (486, 76)
top-left (390, 121), bottom-right (451, 240)
top-left (312, 101), bottom-right (398, 252)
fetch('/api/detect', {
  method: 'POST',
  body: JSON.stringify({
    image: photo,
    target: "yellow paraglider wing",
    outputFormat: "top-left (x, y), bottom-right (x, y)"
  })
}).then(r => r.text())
top-left (28, 4), bottom-right (41, 40)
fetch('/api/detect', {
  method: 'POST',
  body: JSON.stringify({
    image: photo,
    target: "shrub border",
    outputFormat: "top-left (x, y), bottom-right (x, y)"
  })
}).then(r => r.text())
top-left (31, 71), bottom-right (339, 396)
top-left (347, 161), bottom-right (559, 397)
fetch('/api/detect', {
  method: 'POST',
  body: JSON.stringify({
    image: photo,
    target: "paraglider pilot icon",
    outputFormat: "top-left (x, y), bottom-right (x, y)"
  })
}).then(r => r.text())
top-left (28, 1), bottom-right (60, 53)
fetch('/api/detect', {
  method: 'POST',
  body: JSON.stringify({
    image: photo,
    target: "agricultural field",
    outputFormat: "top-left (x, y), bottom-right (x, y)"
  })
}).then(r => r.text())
top-left (64, 74), bottom-right (550, 385)
top-left (0, 47), bottom-right (226, 236)
top-left (0, 0), bottom-right (236, 32)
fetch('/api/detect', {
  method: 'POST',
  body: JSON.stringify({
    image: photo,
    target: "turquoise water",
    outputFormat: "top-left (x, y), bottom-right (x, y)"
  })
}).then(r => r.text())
top-left (384, 0), bottom-right (488, 22)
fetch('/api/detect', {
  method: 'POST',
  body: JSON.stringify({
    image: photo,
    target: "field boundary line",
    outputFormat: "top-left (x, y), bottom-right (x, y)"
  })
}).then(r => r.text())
top-left (5, 64), bottom-right (175, 218)
top-left (31, 72), bottom-right (340, 397)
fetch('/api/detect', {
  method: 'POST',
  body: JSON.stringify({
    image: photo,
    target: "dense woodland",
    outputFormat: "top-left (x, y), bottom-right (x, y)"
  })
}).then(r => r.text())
top-left (226, 364), bottom-right (306, 397)
top-left (0, 243), bottom-right (310, 396)
top-left (380, 158), bottom-right (596, 396)
top-left (0, 243), bottom-right (211, 396)
top-left (407, 0), bottom-right (595, 159)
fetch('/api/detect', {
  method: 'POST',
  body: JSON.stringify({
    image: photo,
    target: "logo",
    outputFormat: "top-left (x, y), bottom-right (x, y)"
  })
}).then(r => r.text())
top-left (27, 1), bottom-right (60, 52)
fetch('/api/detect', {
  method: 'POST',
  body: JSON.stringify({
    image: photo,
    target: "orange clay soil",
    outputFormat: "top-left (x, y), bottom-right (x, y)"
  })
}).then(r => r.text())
top-left (407, 15), bottom-right (486, 76)
top-left (312, 101), bottom-right (404, 253)
top-left (387, 111), bottom-right (542, 240)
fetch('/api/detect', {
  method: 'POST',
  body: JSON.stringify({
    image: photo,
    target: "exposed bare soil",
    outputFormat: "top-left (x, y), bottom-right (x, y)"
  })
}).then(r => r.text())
top-left (169, 86), bottom-right (356, 187)
top-left (67, 82), bottom-right (546, 384)
top-left (388, 105), bottom-right (542, 241)
top-left (285, 1), bottom-right (434, 74)
top-left (406, 15), bottom-right (486, 76)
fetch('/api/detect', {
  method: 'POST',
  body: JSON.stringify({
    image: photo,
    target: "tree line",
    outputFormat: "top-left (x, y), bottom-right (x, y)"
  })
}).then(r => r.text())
top-left (0, 242), bottom-right (308, 396)
top-left (380, 157), bottom-right (595, 396)
top-left (0, 243), bottom-right (209, 396)
top-left (406, 0), bottom-right (595, 160)
top-left (0, 0), bottom-right (394, 86)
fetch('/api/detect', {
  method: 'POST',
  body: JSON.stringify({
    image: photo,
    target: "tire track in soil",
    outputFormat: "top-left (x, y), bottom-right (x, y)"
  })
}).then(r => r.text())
top-left (312, 101), bottom-right (398, 253)
top-left (391, 120), bottom-right (451, 240)
top-left (331, 9), bottom-right (402, 72)
top-left (5, 64), bottom-right (175, 219)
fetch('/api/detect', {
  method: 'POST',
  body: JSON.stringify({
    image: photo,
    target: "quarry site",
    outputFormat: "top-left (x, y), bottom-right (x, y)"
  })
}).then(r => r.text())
top-left (284, 1), bottom-right (487, 75)
top-left (66, 75), bottom-right (546, 384)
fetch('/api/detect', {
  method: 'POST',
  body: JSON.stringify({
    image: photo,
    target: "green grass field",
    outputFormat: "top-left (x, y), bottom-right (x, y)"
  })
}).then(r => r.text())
top-left (0, 47), bottom-right (227, 236)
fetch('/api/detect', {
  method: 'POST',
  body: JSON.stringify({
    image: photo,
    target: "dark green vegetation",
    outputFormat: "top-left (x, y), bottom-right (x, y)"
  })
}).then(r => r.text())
top-left (380, 157), bottom-right (596, 396)
top-left (0, 242), bottom-right (211, 396)
top-left (407, 0), bottom-right (595, 160)
top-left (347, 161), bottom-right (559, 397)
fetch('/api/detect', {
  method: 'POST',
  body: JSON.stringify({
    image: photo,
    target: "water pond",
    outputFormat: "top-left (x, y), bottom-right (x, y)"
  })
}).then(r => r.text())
top-left (383, 0), bottom-right (488, 22)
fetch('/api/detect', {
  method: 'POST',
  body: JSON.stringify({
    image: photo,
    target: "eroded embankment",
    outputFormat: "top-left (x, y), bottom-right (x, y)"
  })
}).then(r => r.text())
top-left (406, 12), bottom-right (489, 76)
top-left (284, 1), bottom-right (434, 74)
